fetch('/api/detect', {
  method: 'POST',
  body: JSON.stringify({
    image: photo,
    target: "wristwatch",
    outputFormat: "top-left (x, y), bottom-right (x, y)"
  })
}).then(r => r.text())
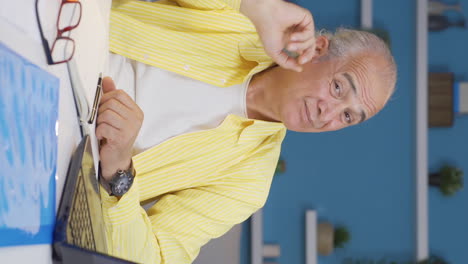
top-left (100, 162), bottom-right (135, 197)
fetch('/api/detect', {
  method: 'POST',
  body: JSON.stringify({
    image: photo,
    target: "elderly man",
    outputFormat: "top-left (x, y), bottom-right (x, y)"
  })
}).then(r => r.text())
top-left (97, 0), bottom-right (397, 263)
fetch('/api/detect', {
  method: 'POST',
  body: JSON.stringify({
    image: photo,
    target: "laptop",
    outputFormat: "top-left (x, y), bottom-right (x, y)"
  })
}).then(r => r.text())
top-left (52, 135), bottom-right (135, 264)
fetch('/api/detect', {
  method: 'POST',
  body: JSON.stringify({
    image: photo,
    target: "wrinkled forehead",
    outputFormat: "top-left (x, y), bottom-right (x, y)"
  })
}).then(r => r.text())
top-left (342, 54), bottom-right (393, 116)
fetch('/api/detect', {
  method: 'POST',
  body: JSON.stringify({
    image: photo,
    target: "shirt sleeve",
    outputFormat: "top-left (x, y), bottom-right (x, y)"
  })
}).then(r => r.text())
top-left (145, 183), bottom-right (262, 263)
top-left (100, 177), bottom-right (162, 263)
top-left (172, 0), bottom-right (242, 11)
top-left (100, 157), bottom-right (274, 264)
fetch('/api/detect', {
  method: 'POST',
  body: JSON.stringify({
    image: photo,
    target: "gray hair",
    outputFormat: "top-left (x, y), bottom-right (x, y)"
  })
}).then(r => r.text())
top-left (319, 28), bottom-right (397, 99)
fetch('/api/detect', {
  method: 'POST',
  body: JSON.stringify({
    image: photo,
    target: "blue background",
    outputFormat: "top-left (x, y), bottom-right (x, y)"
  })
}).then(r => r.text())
top-left (241, 0), bottom-right (468, 263)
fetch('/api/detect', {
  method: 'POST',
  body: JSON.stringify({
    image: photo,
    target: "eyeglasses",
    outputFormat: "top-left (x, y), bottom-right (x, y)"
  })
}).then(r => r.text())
top-left (35, 0), bottom-right (82, 65)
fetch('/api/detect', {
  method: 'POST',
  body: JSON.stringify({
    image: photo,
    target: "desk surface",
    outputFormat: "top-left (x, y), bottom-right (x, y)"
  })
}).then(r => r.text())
top-left (0, 0), bottom-right (111, 262)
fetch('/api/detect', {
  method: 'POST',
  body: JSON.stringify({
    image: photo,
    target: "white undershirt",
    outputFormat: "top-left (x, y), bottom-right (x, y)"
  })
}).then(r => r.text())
top-left (107, 52), bottom-right (250, 155)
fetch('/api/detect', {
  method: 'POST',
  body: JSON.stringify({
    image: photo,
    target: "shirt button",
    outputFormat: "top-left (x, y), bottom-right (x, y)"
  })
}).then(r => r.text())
top-left (221, 79), bottom-right (226, 84)
top-left (184, 64), bottom-right (190, 71)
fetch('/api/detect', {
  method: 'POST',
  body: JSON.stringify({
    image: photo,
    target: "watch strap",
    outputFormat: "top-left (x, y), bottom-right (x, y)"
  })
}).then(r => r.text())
top-left (99, 161), bottom-right (135, 197)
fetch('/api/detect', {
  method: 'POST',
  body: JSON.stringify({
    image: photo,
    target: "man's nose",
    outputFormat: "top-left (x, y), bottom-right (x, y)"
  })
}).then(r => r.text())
top-left (317, 100), bottom-right (343, 125)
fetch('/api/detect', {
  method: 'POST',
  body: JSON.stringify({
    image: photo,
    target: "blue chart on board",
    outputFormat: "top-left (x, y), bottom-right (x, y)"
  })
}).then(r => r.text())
top-left (0, 42), bottom-right (59, 247)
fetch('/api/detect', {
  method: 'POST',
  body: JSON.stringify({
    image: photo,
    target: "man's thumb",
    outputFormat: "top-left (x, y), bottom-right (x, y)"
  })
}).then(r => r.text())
top-left (102, 76), bottom-right (117, 93)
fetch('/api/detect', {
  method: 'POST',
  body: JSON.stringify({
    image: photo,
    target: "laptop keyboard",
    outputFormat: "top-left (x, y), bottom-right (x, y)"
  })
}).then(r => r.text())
top-left (68, 174), bottom-right (97, 251)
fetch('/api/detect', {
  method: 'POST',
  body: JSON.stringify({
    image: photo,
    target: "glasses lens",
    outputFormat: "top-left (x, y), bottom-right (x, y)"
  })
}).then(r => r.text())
top-left (58, 2), bottom-right (81, 31)
top-left (51, 38), bottom-right (75, 63)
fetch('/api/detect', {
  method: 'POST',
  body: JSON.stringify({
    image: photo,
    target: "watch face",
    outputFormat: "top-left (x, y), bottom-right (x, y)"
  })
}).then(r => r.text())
top-left (110, 171), bottom-right (133, 196)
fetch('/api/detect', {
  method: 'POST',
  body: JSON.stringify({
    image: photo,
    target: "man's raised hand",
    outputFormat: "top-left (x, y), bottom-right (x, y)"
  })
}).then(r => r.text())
top-left (240, 0), bottom-right (316, 72)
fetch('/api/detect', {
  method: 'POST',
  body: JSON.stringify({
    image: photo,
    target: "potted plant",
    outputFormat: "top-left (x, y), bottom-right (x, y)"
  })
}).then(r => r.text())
top-left (334, 226), bottom-right (351, 249)
top-left (275, 158), bottom-right (286, 174)
top-left (317, 222), bottom-right (351, 255)
top-left (429, 165), bottom-right (464, 196)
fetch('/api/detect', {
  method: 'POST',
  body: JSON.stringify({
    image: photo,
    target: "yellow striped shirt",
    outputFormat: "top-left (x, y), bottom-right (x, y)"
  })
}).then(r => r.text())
top-left (109, 0), bottom-right (275, 87)
top-left (103, 1), bottom-right (286, 263)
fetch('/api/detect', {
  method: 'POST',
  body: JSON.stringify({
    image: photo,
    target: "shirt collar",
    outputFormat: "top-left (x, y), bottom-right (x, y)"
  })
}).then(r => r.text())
top-left (222, 114), bottom-right (286, 144)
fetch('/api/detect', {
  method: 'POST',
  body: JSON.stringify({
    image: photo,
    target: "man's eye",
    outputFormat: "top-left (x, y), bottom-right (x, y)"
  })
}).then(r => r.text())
top-left (334, 82), bottom-right (342, 97)
top-left (344, 112), bottom-right (352, 124)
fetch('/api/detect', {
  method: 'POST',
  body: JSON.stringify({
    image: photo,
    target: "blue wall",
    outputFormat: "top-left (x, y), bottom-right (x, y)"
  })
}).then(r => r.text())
top-left (428, 0), bottom-right (468, 263)
top-left (243, 0), bottom-right (416, 264)
top-left (260, 1), bottom-right (417, 263)
top-left (241, 0), bottom-right (468, 263)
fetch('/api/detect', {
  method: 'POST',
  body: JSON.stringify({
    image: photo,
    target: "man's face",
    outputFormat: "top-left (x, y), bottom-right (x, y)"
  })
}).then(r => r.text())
top-left (271, 44), bottom-right (390, 133)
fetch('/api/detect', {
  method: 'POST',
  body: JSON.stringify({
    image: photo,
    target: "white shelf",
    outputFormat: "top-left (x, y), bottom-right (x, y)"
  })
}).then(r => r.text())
top-left (361, 0), bottom-right (373, 28)
top-left (251, 210), bottom-right (263, 264)
top-left (305, 210), bottom-right (317, 264)
top-left (416, 0), bottom-right (429, 261)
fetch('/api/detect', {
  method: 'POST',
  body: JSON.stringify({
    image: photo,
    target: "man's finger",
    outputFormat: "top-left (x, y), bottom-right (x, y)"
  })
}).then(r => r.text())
top-left (290, 30), bottom-right (315, 42)
top-left (102, 76), bottom-right (117, 94)
top-left (96, 122), bottom-right (120, 142)
top-left (297, 46), bottom-right (316, 65)
top-left (100, 89), bottom-right (138, 111)
top-left (274, 51), bottom-right (302, 72)
top-left (296, 10), bottom-right (314, 31)
top-left (97, 109), bottom-right (126, 130)
top-left (98, 97), bottom-right (132, 118)
top-left (287, 38), bottom-right (315, 53)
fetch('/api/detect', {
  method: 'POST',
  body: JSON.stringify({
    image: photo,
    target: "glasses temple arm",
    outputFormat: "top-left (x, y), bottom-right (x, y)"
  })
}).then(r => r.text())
top-left (67, 59), bottom-right (91, 137)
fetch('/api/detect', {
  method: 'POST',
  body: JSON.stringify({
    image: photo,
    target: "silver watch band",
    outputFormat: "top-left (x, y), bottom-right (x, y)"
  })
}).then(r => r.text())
top-left (99, 161), bottom-right (135, 196)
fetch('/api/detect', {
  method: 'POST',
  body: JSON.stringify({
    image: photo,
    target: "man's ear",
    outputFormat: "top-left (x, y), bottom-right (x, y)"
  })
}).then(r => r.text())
top-left (311, 35), bottom-right (329, 60)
